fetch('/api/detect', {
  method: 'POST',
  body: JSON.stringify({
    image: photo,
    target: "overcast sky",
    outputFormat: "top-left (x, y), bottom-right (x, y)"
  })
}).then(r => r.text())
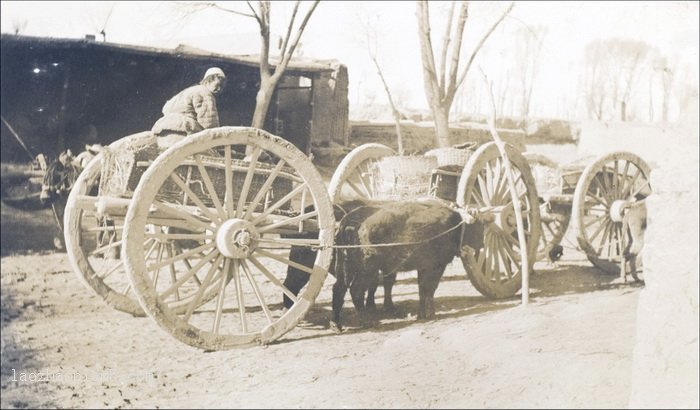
top-left (2, 1), bottom-right (698, 119)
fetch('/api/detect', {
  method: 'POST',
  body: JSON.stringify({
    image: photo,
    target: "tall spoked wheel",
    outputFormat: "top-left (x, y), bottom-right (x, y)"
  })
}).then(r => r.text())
top-left (123, 127), bottom-right (335, 350)
top-left (328, 143), bottom-right (395, 202)
top-left (572, 151), bottom-right (651, 275)
top-left (64, 133), bottom-right (151, 316)
top-left (522, 152), bottom-right (571, 262)
top-left (457, 142), bottom-right (541, 299)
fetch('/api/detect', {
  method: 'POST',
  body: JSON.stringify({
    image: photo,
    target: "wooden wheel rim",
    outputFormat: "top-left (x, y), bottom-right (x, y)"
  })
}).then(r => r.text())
top-left (457, 142), bottom-right (541, 299)
top-left (328, 143), bottom-right (395, 202)
top-left (123, 127), bottom-right (334, 350)
top-left (522, 152), bottom-right (571, 261)
top-left (64, 133), bottom-right (150, 316)
top-left (572, 151), bottom-right (651, 274)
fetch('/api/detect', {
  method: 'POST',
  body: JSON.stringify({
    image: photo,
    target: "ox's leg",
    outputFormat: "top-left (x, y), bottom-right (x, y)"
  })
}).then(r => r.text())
top-left (382, 273), bottom-right (397, 313)
top-left (331, 278), bottom-right (347, 332)
top-left (365, 272), bottom-right (379, 311)
top-left (417, 265), bottom-right (446, 320)
top-left (282, 240), bottom-right (317, 310)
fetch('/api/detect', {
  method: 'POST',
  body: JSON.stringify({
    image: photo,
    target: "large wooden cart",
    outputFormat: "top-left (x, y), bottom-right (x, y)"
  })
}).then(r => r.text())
top-left (524, 151), bottom-right (652, 275)
top-left (64, 127), bottom-right (542, 350)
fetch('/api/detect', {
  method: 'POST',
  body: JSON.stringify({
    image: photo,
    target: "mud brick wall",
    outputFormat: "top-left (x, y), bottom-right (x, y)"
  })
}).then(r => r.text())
top-left (349, 122), bottom-right (525, 154)
top-left (628, 96), bottom-right (699, 408)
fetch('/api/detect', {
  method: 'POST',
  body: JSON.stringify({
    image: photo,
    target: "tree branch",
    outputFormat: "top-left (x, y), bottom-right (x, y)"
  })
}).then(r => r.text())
top-left (438, 2), bottom-right (456, 93)
top-left (453, 2), bottom-right (513, 98)
top-left (416, 0), bottom-right (442, 104)
top-left (279, 1), bottom-right (300, 59)
top-left (259, 1), bottom-right (271, 80)
top-left (275, 0), bottom-right (319, 78)
top-left (445, 1), bottom-right (468, 104)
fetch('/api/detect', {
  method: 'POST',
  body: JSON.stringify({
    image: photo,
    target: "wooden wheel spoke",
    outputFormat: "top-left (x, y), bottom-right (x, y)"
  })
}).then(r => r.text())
top-left (594, 221), bottom-right (613, 254)
top-left (94, 259), bottom-right (124, 280)
top-left (145, 232), bottom-right (213, 241)
top-left (257, 210), bottom-right (319, 233)
top-left (240, 260), bottom-right (274, 325)
top-left (147, 242), bottom-right (215, 273)
top-left (500, 237), bottom-right (521, 269)
top-left (243, 159), bottom-right (287, 220)
top-left (182, 254), bottom-right (224, 323)
top-left (583, 214), bottom-right (608, 229)
top-left (151, 202), bottom-right (214, 231)
top-left (345, 179), bottom-right (366, 198)
top-left (477, 174), bottom-right (492, 206)
top-left (621, 168), bottom-right (641, 198)
top-left (85, 225), bottom-right (124, 233)
top-left (251, 182), bottom-right (308, 225)
top-left (630, 180), bottom-right (651, 199)
top-left (248, 255), bottom-right (299, 303)
top-left (493, 166), bottom-right (515, 204)
top-left (195, 157), bottom-right (226, 221)
top-left (164, 243), bottom-right (180, 300)
top-left (172, 242), bottom-right (200, 285)
top-left (236, 147), bottom-right (262, 218)
top-left (490, 223), bottom-right (520, 248)
top-left (152, 242), bottom-right (166, 287)
top-left (354, 169), bottom-right (372, 198)
top-left (611, 160), bottom-right (619, 198)
top-left (254, 249), bottom-right (315, 275)
top-left (494, 236), bottom-right (515, 279)
top-left (212, 258), bottom-right (231, 335)
top-left (89, 239), bottom-right (122, 257)
top-left (224, 145), bottom-right (234, 217)
top-left (159, 248), bottom-right (220, 299)
top-left (588, 216), bottom-right (610, 244)
top-left (169, 173), bottom-right (220, 222)
top-left (232, 260), bottom-right (248, 333)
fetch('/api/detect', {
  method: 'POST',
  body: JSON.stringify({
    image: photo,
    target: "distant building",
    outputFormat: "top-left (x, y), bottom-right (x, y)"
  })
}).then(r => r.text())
top-left (0, 34), bottom-right (349, 162)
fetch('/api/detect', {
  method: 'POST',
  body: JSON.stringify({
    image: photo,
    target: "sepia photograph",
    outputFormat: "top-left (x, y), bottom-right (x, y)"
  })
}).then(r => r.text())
top-left (1, 1), bottom-right (698, 408)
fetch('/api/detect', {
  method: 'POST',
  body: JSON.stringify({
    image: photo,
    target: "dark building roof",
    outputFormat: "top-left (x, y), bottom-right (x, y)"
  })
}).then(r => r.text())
top-left (1, 34), bottom-right (338, 74)
top-left (1, 34), bottom-right (347, 161)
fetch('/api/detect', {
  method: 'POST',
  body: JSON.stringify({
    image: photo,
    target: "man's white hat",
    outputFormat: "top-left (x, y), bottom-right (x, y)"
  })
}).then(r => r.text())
top-left (203, 67), bottom-right (225, 80)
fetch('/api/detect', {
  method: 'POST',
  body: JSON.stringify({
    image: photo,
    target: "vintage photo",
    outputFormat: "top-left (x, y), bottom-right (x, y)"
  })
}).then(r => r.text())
top-left (1, 1), bottom-right (698, 408)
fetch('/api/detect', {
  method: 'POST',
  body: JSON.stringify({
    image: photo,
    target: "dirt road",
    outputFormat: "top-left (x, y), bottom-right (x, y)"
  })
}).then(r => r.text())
top-left (1, 241), bottom-right (642, 408)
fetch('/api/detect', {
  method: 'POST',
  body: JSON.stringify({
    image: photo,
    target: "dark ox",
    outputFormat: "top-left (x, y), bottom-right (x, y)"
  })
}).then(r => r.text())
top-left (283, 199), bottom-right (483, 331)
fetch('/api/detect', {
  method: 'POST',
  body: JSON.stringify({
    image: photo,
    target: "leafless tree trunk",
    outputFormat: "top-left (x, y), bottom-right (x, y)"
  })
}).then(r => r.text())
top-left (180, 1), bottom-right (319, 129)
top-left (513, 25), bottom-right (546, 119)
top-left (582, 38), bottom-right (651, 121)
top-left (362, 16), bottom-right (405, 154)
top-left (416, 1), bottom-right (512, 148)
top-left (12, 18), bottom-right (28, 35)
top-left (249, 1), bottom-right (319, 128)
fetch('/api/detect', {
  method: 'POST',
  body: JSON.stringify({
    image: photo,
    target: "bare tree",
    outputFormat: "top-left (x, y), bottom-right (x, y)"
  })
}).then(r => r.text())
top-left (582, 38), bottom-right (652, 121)
top-left (361, 14), bottom-right (405, 154)
top-left (513, 25), bottom-right (547, 119)
top-left (416, 1), bottom-right (513, 148)
top-left (654, 56), bottom-right (676, 122)
top-left (87, 3), bottom-right (115, 42)
top-left (11, 18), bottom-right (28, 35)
top-left (177, 1), bottom-right (319, 129)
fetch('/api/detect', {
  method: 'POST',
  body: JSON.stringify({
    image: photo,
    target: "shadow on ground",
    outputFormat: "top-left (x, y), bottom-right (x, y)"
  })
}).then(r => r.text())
top-left (279, 262), bottom-right (644, 344)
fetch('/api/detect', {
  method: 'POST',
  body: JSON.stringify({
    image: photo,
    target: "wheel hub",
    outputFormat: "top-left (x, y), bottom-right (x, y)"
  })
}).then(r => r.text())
top-left (609, 200), bottom-right (629, 223)
top-left (216, 219), bottom-right (259, 259)
top-left (495, 205), bottom-right (517, 234)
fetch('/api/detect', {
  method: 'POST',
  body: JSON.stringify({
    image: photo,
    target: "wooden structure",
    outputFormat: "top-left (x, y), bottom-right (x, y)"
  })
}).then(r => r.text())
top-left (0, 34), bottom-right (348, 163)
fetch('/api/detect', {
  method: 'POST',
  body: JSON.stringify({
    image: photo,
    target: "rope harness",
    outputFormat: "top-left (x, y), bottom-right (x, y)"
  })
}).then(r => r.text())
top-left (308, 203), bottom-right (470, 251)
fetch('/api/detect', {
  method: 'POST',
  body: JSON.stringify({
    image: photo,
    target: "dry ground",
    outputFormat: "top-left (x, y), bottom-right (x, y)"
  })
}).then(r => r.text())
top-left (1, 142), bottom-right (644, 409)
top-left (1, 210), bottom-right (643, 409)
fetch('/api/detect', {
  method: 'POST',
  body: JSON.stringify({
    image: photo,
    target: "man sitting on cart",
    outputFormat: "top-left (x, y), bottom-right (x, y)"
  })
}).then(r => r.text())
top-left (151, 67), bottom-right (227, 149)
